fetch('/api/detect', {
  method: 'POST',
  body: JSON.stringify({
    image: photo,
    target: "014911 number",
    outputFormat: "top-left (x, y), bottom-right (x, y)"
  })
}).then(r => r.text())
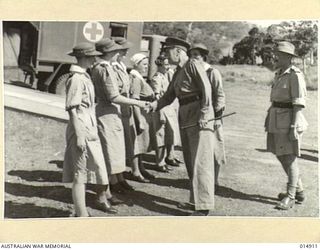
top-left (300, 244), bottom-right (318, 248)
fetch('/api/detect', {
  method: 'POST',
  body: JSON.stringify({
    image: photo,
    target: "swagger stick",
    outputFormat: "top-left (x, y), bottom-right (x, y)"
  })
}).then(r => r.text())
top-left (181, 112), bottom-right (237, 130)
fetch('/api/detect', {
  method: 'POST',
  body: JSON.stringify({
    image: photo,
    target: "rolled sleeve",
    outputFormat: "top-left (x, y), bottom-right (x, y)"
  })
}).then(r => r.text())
top-left (101, 67), bottom-right (120, 101)
top-left (290, 72), bottom-right (307, 107)
top-left (65, 75), bottom-right (83, 111)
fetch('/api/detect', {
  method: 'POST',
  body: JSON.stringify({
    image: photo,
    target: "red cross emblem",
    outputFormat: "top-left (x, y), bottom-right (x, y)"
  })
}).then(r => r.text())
top-left (83, 22), bottom-right (104, 42)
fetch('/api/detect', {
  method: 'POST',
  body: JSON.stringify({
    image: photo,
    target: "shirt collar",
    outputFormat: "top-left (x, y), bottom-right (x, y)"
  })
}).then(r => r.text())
top-left (70, 64), bottom-right (87, 74)
top-left (203, 62), bottom-right (211, 71)
top-left (99, 59), bottom-right (111, 67)
top-left (276, 65), bottom-right (293, 77)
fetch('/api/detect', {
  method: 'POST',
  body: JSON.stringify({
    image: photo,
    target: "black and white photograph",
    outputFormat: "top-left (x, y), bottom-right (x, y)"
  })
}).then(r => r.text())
top-left (3, 20), bottom-right (318, 219)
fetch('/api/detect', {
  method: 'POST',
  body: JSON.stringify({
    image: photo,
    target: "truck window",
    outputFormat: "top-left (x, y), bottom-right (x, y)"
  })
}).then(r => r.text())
top-left (110, 22), bottom-right (128, 38)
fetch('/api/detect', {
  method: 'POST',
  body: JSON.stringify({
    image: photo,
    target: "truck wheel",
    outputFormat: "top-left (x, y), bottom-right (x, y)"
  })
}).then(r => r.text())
top-left (53, 73), bottom-right (70, 96)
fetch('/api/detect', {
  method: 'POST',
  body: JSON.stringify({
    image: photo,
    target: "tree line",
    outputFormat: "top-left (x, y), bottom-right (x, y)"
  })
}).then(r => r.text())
top-left (143, 21), bottom-right (318, 70)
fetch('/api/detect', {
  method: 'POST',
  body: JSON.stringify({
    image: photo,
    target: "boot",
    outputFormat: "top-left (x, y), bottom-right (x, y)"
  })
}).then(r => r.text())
top-left (278, 191), bottom-right (305, 204)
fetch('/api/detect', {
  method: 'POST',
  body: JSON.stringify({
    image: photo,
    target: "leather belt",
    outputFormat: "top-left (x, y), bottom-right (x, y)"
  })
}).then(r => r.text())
top-left (179, 94), bottom-right (201, 106)
top-left (140, 95), bottom-right (154, 102)
top-left (272, 102), bottom-right (293, 109)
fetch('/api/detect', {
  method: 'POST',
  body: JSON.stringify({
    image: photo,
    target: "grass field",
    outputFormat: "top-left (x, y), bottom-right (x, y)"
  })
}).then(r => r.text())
top-left (215, 64), bottom-right (318, 90)
top-left (4, 65), bottom-right (318, 218)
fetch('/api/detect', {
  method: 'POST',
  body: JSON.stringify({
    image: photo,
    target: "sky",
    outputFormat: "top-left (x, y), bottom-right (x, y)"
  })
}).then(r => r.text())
top-left (247, 20), bottom-right (282, 27)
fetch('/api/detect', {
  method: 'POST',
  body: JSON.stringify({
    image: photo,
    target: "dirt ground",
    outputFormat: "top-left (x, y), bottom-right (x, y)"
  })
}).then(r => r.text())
top-left (4, 65), bottom-right (318, 218)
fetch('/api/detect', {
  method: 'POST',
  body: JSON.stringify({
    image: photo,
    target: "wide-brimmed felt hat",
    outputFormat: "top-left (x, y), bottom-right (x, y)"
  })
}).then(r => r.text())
top-left (164, 37), bottom-right (190, 52)
top-left (187, 43), bottom-right (209, 57)
top-left (95, 38), bottom-right (123, 53)
top-left (113, 37), bottom-right (132, 50)
top-left (275, 41), bottom-right (298, 57)
top-left (68, 42), bottom-right (102, 57)
top-left (131, 53), bottom-right (148, 65)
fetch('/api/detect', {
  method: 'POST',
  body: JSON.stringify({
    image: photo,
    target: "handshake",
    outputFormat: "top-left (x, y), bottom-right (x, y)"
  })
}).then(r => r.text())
top-left (138, 101), bottom-right (158, 113)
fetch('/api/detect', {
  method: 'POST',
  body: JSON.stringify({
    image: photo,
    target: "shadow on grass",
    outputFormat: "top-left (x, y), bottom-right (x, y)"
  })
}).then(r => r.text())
top-left (255, 148), bottom-right (268, 153)
top-left (117, 190), bottom-right (190, 216)
top-left (301, 148), bottom-right (318, 154)
top-left (7, 170), bottom-right (62, 182)
top-left (300, 154), bottom-right (318, 162)
top-left (49, 160), bottom-right (64, 169)
top-left (216, 186), bottom-right (279, 206)
top-left (151, 177), bottom-right (189, 190)
top-left (5, 201), bottom-right (71, 218)
top-left (5, 182), bottom-right (73, 204)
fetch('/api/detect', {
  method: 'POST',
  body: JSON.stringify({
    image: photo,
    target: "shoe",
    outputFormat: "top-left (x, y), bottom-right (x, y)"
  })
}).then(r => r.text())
top-left (177, 202), bottom-right (195, 210)
top-left (131, 174), bottom-right (150, 183)
top-left (275, 196), bottom-right (295, 210)
top-left (174, 158), bottom-right (183, 164)
top-left (165, 158), bottom-right (180, 167)
top-left (190, 210), bottom-right (209, 216)
top-left (141, 170), bottom-right (156, 180)
top-left (108, 196), bottom-right (125, 206)
top-left (110, 183), bottom-right (127, 194)
top-left (278, 191), bottom-right (305, 204)
top-left (165, 165), bottom-right (173, 171)
top-left (120, 180), bottom-right (135, 191)
top-left (155, 165), bottom-right (170, 173)
top-left (94, 200), bottom-right (118, 214)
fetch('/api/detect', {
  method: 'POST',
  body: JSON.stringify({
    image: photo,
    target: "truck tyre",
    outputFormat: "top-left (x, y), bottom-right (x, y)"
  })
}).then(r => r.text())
top-left (53, 73), bottom-right (70, 96)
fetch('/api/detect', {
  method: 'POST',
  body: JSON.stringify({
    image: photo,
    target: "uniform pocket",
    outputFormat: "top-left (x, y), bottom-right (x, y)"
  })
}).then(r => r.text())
top-left (275, 109), bottom-right (292, 129)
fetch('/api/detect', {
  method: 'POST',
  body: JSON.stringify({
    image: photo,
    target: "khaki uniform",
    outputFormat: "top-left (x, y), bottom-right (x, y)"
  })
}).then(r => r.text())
top-left (62, 65), bottom-right (108, 185)
top-left (91, 60), bottom-right (126, 175)
top-left (112, 61), bottom-right (136, 160)
top-left (204, 63), bottom-right (226, 165)
top-left (150, 71), bottom-right (179, 148)
top-left (157, 59), bottom-right (215, 210)
top-left (265, 65), bottom-right (308, 156)
top-left (129, 69), bottom-right (155, 155)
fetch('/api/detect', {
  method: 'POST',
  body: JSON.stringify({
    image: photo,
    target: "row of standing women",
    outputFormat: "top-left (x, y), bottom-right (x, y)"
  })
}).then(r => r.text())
top-left (62, 37), bottom-right (194, 217)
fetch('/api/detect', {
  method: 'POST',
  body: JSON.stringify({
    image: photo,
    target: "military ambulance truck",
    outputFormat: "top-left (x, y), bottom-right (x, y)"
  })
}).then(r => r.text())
top-left (3, 21), bottom-right (166, 95)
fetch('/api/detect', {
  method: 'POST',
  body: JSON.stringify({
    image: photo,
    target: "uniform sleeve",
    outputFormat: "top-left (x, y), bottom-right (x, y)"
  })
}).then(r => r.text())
top-left (130, 75), bottom-right (142, 99)
top-left (209, 68), bottom-right (226, 114)
top-left (188, 60), bottom-right (212, 117)
top-left (98, 65), bottom-right (120, 101)
top-left (150, 75), bottom-right (162, 95)
top-left (290, 71), bottom-right (307, 107)
top-left (65, 75), bottom-right (83, 111)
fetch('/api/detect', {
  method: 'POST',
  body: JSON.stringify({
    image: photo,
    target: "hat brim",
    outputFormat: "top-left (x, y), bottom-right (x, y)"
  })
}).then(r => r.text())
top-left (187, 47), bottom-right (209, 57)
top-left (274, 49), bottom-right (298, 57)
top-left (98, 44), bottom-right (123, 53)
top-left (67, 51), bottom-right (102, 57)
top-left (120, 42), bottom-right (132, 50)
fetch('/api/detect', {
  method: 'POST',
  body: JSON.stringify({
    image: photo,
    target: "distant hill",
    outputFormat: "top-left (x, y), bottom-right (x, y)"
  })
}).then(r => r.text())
top-left (143, 21), bottom-right (255, 62)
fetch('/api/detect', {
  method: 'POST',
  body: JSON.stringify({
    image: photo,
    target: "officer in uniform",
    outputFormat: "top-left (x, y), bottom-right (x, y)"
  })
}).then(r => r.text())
top-left (187, 43), bottom-right (226, 190)
top-left (149, 37), bottom-right (215, 216)
top-left (265, 41), bottom-right (308, 210)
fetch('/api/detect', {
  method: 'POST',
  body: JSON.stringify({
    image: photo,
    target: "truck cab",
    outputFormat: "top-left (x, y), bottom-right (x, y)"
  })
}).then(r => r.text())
top-left (3, 21), bottom-right (145, 94)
